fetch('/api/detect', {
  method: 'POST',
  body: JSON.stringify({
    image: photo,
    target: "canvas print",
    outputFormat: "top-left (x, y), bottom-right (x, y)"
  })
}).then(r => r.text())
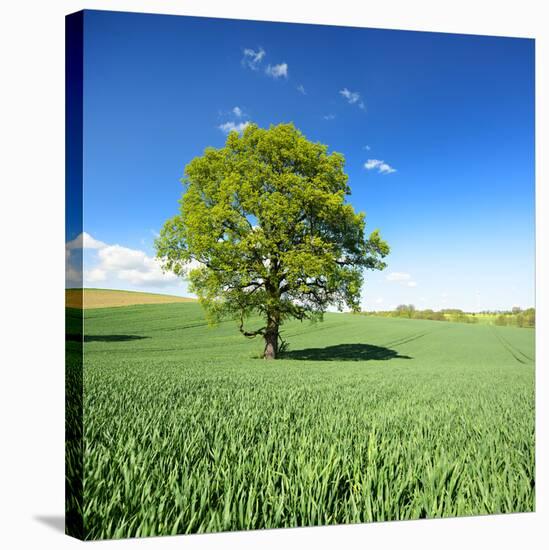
top-left (65, 10), bottom-right (535, 540)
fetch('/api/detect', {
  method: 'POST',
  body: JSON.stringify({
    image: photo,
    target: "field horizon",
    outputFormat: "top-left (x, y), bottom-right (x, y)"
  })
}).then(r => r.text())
top-left (66, 288), bottom-right (535, 319)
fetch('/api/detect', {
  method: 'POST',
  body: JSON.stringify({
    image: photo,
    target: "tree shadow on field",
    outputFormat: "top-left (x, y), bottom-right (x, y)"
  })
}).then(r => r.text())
top-left (282, 343), bottom-right (412, 362)
top-left (66, 334), bottom-right (150, 343)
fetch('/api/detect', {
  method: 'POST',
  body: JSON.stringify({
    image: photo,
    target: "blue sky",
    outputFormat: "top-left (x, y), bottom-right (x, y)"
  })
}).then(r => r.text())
top-left (66, 10), bottom-right (535, 312)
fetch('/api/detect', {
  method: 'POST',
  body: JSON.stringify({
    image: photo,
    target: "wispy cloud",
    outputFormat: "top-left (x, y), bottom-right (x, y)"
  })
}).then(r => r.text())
top-left (242, 47), bottom-right (289, 82)
top-left (386, 272), bottom-right (411, 282)
top-left (297, 84), bottom-right (306, 95)
top-left (339, 88), bottom-right (365, 110)
top-left (242, 47), bottom-right (266, 70)
top-left (340, 88), bottom-right (360, 104)
top-left (218, 121), bottom-right (250, 134)
top-left (363, 145), bottom-right (371, 151)
top-left (364, 159), bottom-right (397, 174)
top-left (323, 114), bottom-right (336, 121)
top-left (232, 106), bottom-right (244, 118)
top-left (265, 63), bottom-right (288, 79)
top-left (386, 271), bottom-right (418, 288)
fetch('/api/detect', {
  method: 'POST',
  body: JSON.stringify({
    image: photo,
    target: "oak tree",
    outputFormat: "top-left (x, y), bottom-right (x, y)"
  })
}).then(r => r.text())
top-left (156, 123), bottom-right (389, 359)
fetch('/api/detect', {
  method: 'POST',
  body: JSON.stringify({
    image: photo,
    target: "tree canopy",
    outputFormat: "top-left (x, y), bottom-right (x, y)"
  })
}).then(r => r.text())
top-left (155, 123), bottom-right (389, 358)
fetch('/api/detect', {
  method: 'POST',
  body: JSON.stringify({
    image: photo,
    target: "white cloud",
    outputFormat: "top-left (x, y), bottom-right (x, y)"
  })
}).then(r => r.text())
top-left (179, 258), bottom-right (204, 275)
top-left (66, 233), bottom-right (200, 292)
top-left (378, 163), bottom-right (397, 174)
top-left (86, 268), bottom-right (107, 283)
top-left (96, 244), bottom-right (150, 271)
top-left (386, 272), bottom-right (417, 289)
top-left (323, 114), bottom-right (336, 121)
top-left (218, 121), bottom-right (250, 134)
top-left (339, 88), bottom-right (365, 110)
top-left (363, 145), bottom-right (371, 151)
top-left (117, 266), bottom-right (176, 286)
top-left (81, 240), bottom-right (182, 288)
top-left (66, 232), bottom-right (107, 287)
top-left (386, 272), bottom-right (411, 282)
top-left (66, 232), bottom-right (106, 250)
top-left (364, 159), bottom-right (397, 174)
top-left (232, 106), bottom-right (244, 117)
top-left (265, 63), bottom-right (288, 79)
top-left (339, 87), bottom-right (360, 104)
top-left (297, 84), bottom-right (306, 95)
top-left (242, 48), bottom-right (288, 80)
top-left (365, 159), bottom-right (382, 170)
top-left (242, 47), bottom-right (266, 70)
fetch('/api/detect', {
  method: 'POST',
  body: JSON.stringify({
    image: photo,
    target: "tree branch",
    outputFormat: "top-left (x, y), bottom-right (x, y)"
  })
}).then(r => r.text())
top-left (238, 310), bottom-right (266, 338)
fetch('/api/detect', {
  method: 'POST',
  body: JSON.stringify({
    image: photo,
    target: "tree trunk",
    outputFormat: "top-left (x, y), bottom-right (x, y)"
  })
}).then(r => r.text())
top-left (263, 282), bottom-right (280, 359)
top-left (263, 324), bottom-right (279, 360)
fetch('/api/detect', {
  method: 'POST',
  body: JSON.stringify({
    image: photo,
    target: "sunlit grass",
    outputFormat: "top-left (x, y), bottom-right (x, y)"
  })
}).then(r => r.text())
top-left (74, 302), bottom-right (534, 539)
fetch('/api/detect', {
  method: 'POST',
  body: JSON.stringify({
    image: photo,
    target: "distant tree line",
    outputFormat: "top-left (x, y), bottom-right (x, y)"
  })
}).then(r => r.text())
top-left (364, 305), bottom-right (535, 328)
top-left (493, 307), bottom-right (535, 328)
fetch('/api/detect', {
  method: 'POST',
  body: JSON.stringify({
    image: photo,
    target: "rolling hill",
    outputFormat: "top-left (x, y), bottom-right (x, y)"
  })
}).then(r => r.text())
top-left (65, 288), bottom-right (195, 309)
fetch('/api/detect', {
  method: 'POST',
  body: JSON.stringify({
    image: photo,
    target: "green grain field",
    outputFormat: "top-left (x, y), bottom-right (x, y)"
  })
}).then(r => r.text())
top-left (66, 297), bottom-right (535, 540)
